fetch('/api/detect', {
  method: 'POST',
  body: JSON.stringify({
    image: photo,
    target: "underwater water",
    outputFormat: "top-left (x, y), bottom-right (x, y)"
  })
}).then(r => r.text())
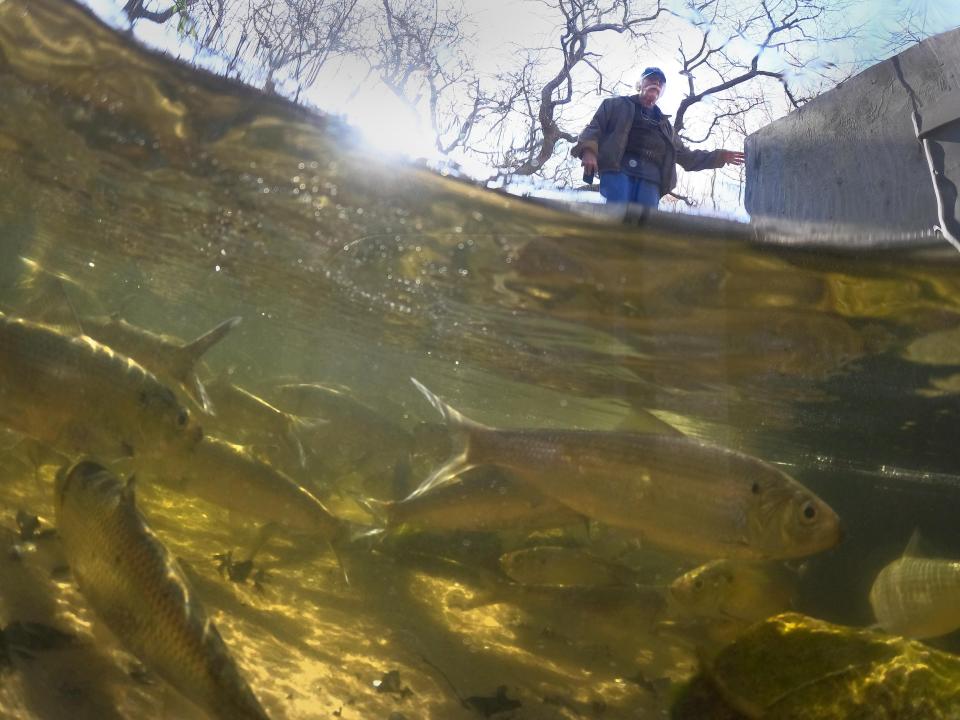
top-left (2, 1), bottom-right (960, 718)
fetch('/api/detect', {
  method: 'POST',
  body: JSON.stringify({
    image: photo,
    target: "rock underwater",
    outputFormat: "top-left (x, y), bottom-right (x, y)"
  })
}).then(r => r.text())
top-left (671, 612), bottom-right (960, 719)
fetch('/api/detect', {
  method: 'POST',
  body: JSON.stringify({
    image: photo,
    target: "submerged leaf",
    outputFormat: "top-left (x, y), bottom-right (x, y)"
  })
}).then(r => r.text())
top-left (373, 669), bottom-right (413, 698)
top-left (3, 621), bottom-right (76, 653)
top-left (463, 686), bottom-right (522, 717)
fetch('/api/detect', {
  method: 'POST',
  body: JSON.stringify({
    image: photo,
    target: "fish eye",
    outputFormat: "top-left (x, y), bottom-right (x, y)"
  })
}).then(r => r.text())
top-left (176, 410), bottom-right (189, 427)
top-left (800, 501), bottom-right (817, 523)
top-left (693, 578), bottom-right (704, 590)
top-left (751, 481), bottom-right (761, 495)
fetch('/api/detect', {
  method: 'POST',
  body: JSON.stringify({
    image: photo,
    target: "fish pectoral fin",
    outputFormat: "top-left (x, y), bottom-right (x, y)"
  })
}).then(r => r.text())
top-left (53, 278), bottom-right (86, 336)
top-left (189, 374), bottom-right (215, 415)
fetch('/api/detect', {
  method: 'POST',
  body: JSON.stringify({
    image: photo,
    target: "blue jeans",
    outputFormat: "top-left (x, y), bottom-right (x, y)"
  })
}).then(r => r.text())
top-left (599, 172), bottom-right (660, 207)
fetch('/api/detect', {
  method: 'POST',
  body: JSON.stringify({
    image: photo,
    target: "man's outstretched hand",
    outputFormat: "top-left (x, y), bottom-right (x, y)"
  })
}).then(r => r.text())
top-left (720, 150), bottom-right (745, 166)
top-left (581, 149), bottom-right (599, 176)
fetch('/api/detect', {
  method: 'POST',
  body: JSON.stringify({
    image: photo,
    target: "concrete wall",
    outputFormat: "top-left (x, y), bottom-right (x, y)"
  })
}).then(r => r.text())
top-left (745, 27), bottom-right (960, 234)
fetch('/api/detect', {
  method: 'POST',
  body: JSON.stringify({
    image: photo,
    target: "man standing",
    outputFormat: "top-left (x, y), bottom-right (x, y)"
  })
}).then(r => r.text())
top-left (571, 67), bottom-right (745, 206)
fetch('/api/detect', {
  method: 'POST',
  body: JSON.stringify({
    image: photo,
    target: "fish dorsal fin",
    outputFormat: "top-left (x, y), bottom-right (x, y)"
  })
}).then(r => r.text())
top-left (179, 316), bottom-right (242, 368)
top-left (614, 409), bottom-right (684, 436)
top-left (170, 316), bottom-right (242, 414)
top-left (903, 529), bottom-right (923, 558)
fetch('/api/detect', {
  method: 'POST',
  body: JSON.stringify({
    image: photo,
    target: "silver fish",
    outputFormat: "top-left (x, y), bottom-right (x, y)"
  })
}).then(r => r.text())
top-left (499, 545), bottom-right (637, 588)
top-left (55, 460), bottom-right (269, 719)
top-left (667, 558), bottom-right (798, 625)
top-left (148, 435), bottom-right (344, 541)
top-left (870, 532), bottom-right (960, 639)
top-left (76, 314), bottom-right (241, 413)
top-left (409, 378), bottom-right (841, 560)
top-left (366, 466), bottom-right (582, 533)
top-left (9, 258), bottom-right (239, 413)
top-left (0, 312), bottom-right (202, 460)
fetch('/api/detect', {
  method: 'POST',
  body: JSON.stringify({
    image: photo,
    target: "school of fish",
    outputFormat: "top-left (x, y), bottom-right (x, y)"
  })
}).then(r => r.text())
top-left (1, 255), bottom-right (952, 719)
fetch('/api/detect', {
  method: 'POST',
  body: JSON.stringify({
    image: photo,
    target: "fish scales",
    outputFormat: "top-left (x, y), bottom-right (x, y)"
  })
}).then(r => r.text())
top-left (467, 429), bottom-right (827, 559)
top-left (153, 436), bottom-right (344, 539)
top-left (385, 468), bottom-right (581, 532)
top-left (409, 379), bottom-right (840, 561)
top-left (0, 312), bottom-right (201, 458)
top-left (55, 461), bottom-right (269, 720)
top-left (870, 557), bottom-right (960, 639)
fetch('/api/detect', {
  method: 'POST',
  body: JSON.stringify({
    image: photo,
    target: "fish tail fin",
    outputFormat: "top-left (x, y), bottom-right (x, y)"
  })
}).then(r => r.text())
top-left (170, 316), bottom-right (242, 412)
top-left (406, 378), bottom-right (485, 499)
top-left (246, 521), bottom-right (281, 562)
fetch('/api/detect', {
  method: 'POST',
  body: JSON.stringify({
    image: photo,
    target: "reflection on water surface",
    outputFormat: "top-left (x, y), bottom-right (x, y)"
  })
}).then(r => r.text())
top-left (2, 1), bottom-right (960, 718)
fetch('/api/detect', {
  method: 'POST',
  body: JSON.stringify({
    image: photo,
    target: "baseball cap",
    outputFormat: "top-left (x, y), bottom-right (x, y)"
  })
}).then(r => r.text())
top-left (640, 67), bottom-right (667, 83)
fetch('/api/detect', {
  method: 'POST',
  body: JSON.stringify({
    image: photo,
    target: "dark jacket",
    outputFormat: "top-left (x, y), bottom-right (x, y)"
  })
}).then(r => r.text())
top-left (571, 96), bottom-right (724, 198)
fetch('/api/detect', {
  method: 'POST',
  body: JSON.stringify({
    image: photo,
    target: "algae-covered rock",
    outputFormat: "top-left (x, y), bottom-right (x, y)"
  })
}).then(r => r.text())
top-left (672, 612), bottom-right (960, 719)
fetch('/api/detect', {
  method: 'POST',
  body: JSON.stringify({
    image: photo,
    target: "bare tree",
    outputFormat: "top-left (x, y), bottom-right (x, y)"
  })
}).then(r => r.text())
top-left (671, 0), bottom-right (860, 136)
top-left (123, 0), bottom-right (191, 24)
top-left (482, 0), bottom-right (666, 180)
top-left (882, 0), bottom-right (956, 55)
top-left (467, 0), bottom-right (866, 189)
top-left (117, 0), bottom-right (943, 201)
top-left (125, 0), bottom-right (363, 98)
top-left (365, 0), bottom-right (494, 154)
top-left (248, 0), bottom-right (364, 98)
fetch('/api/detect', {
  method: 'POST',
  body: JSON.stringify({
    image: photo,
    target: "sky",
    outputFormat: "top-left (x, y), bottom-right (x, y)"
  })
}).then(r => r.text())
top-left (86, 0), bottom-right (959, 216)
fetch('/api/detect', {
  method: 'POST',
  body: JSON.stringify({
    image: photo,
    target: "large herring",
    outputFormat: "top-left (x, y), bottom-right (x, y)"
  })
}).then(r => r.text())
top-left (0, 311), bottom-right (202, 460)
top-left (150, 435), bottom-right (345, 541)
top-left (55, 461), bottom-right (270, 720)
top-left (75, 313), bottom-right (241, 414)
top-left (408, 379), bottom-right (841, 560)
